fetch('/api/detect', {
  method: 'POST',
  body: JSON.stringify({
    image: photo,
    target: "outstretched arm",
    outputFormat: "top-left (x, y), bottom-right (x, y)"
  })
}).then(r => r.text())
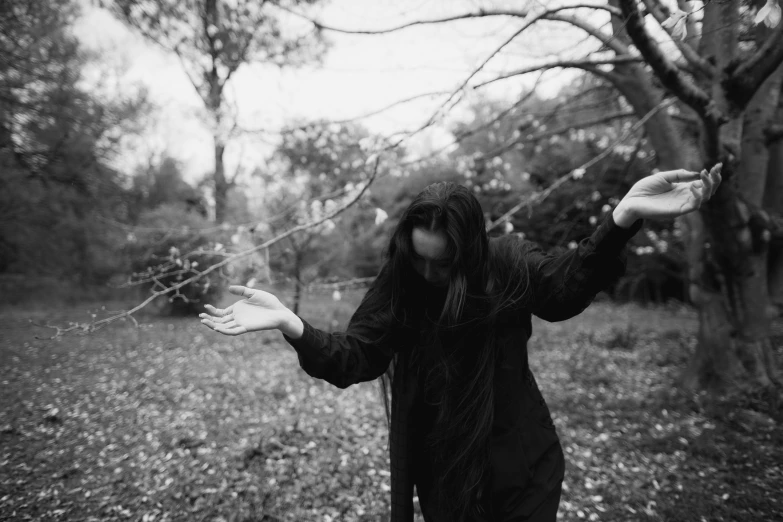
top-left (523, 164), bottom-right (721, 321)
top-left (200, 282), bottom-right (394, 389)
top-left (612, 164), bottom-right (721, 227)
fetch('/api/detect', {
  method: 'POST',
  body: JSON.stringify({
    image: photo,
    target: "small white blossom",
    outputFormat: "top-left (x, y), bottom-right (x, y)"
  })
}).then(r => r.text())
top-left (503, 221), bottom-right (514, 234)
top-left (365, 153), bottom-right (379, 165)
top-left (374, 208), bottom-right (388, 226)
top-left (571, 168), bottom-right (586, 180)
top-left (589, 216), bottom-right (598, 226)
top-left (332, 290), bottom-right (342, 302)
top-left (568, 241), bottom-right (578, 250)
top-left (320, 219), bottom-right (335, 235)
top-left (662, 9), bottom-right (688, 40)
top-left (755, 0), bottom-right (781, 28)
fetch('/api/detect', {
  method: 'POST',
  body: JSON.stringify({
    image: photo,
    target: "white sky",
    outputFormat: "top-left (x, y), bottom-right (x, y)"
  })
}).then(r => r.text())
top-left (72, 0), bottom-right (605, 184)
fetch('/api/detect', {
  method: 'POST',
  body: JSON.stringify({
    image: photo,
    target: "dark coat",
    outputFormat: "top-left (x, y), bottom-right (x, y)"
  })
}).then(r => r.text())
top-left (284, 214), bottom-right (641, 521)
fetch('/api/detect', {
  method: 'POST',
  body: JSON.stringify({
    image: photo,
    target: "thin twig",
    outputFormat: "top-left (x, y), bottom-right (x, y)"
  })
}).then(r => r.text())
top-left (38, 157), bottom-right (383, 339)
top-left (486, 98), bottom-right (673, 231)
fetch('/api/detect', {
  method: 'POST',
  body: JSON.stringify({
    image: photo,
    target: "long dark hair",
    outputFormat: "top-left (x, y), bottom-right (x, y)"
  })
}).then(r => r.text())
top-left (351, 182), bottom-right (533, 521)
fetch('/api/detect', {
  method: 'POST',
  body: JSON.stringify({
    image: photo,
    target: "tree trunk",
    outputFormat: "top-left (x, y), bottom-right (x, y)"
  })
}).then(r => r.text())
top-left (765, 102), bottom-right (783, 310)
top-left (728, 65), bottom-right (783, 387)
top-left (690, 48), bottom-right (783, 391)
top-left (293, 249), bottom-right (303, 316)
top-left (682, 281), bottom-right (742, 390)
top-left (603, 3), bottom-right (781, 391)
top-left (214, 140), bottom-right (228, 223)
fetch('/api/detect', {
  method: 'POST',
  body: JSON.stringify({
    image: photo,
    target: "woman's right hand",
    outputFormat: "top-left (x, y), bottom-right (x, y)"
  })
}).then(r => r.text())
top-left (199, 285), bottom-right (297, 336)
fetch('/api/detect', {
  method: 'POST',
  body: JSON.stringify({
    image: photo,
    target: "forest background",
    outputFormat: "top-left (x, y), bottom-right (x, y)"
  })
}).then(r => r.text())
top-left (2, 0), bottom-right (783, 520)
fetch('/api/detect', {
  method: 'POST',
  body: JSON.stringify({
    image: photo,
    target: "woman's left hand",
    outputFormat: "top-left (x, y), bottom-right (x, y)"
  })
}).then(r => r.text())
top-left (613, 163), bottom-right (722, 227)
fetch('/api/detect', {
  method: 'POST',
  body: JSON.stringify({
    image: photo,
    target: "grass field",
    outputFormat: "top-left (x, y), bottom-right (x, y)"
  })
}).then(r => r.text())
top-left (1, 292), bottom-right (781, 522)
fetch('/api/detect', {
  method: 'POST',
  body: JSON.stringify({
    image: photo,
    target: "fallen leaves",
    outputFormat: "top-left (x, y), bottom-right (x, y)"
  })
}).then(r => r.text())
top-left (1, 300), bottom-right (781, 520)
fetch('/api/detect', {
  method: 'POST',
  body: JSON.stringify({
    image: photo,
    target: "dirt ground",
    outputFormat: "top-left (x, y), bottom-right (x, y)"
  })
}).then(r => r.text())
top-left (1, 297), bottom-right (781, 521)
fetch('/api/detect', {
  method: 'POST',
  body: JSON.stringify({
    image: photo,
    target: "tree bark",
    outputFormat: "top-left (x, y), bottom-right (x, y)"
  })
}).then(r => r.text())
top-left (612, 0), bottom-right (782, 392)
top-left (729, 65), bottom-right (783, 387)
top-left (214, 140), bottom-right (228, 223)
top-left (293, 248), bottom-right (303, 316)
top-left (766, 100), bottom-right (783, 310)
top-left (692, 16), bottom-right (782, 390)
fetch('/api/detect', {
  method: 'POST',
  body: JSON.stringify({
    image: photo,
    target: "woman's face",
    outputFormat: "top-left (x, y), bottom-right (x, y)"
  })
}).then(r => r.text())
top-left (411, 227), bottom-right (452, 287)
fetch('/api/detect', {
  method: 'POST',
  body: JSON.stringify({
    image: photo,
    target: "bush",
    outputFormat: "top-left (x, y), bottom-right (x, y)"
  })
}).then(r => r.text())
top-left (126, 203), bottom-right (226, 316)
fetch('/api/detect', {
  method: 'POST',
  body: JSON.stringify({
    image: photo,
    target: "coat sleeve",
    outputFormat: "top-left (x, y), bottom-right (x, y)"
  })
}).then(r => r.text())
top-left (516, 212), bottom-right (643, 322)
top-left (282, 270), bottom-right (397, 389)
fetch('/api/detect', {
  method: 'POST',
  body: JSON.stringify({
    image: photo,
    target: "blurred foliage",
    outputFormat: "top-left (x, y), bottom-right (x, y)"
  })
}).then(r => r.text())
top-left (444, 77), bottom-right (687, 303)
top-left (0, 0), bottom-right (148, 283)
top-left (129, 155), bottom-right (208, 220)
top-left (127, 202), bottom-right (225, 316)
top-left (255, 121), bottom-right (404, 309)
top-left (110, 0), bottom-right (329, 222)
top-left (122, 154), bottom-right (230, 316)
top-left (0, 1), bottom-right (688, 309)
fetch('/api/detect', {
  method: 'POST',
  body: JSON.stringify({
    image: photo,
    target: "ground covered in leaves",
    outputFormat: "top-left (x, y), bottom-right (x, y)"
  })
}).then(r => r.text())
top-left (1, 294), bottom-right (781, 521)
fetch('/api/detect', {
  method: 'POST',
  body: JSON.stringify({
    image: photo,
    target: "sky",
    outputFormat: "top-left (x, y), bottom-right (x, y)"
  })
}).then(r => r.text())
top-left (71, 0), bottom-right (606, 184)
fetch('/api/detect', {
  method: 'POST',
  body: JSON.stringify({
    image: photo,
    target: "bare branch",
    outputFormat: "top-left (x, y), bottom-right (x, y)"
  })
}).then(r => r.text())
top-left (172, 46), bottom-right (208, 106)
top-left (275, 4), bottom-right (622, 35)
top-left (236, 90), bottom-right (453, 136)
top-left (726, 25), bottom-right (783, 110)
top-left (423, 12), bottom-right (556, 131)
top-left (240, 12), bottom-right (641, 159)
top-left (279, 1), bottom-right (635, 126)
top-left (399, 86), bottom-right (633, 169)
top-left (545, 13), bottom-right (630, 56)
top-left (389, 10), bottom-right (623, 142)
top-left (617, 0), bottom-right (716, 123)
top-left (475, 55), bottom-right (642, 90)
top-left (481, 110), bottom-right (637, 160)
top-left (40, 157), bottom-right (383, 338)
top-left (640, 0), bottom-right (713, 78)
top-left (307, 277), bottom-right (376, 291)
top-left (399, 74), bottom-right (544, 166)
top-left (766, 123), bottom-right (783, 144)
top-left (486, 98), bottom-right (674, 232)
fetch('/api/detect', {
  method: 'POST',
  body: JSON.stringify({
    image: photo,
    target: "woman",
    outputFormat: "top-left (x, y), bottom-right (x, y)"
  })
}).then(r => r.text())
top-left (200, 164), bottom-right (721, 522)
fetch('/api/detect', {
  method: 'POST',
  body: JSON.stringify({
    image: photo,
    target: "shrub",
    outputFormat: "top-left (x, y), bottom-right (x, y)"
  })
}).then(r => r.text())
top-left (126, 203), bottom-right (226, 316)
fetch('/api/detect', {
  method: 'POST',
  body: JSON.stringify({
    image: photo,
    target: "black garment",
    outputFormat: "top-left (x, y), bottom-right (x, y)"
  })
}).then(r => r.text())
top-left (408, 282), bottom-right (453, 519)
top-left (283, 213), bottom-right (642, 521)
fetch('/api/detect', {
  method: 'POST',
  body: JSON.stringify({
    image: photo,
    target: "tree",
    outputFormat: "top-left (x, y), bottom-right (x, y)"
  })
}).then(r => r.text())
top-left (126, 202), bottom-right (225, 316)
top-left (0, 0), bottom-right (147, 284)
top-left (110, 0), bottom-right (328, 223)
top-left (612, 0), bottom-right (783, 392)
top-left (299, 1), bottom-right (783, 396)
top-left (129, 153), bottom-right (207, 219)
top-left (262, 121), bottom-right (395, 313)
top-left (447, 84), bottom-right (687, 302)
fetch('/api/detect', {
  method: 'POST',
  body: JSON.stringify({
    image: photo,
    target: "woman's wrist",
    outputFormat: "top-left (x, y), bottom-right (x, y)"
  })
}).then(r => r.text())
top-left (612, 201), bottom-right (638, 229)
top-left (279, 310), bottom-right (304, 339)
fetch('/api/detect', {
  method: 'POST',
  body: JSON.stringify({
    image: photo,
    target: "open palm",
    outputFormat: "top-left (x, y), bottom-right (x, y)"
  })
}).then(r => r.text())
top-left (621, 163), bottom-right (722, 220)
top-left (199, 285), bottom-right (289, 336)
